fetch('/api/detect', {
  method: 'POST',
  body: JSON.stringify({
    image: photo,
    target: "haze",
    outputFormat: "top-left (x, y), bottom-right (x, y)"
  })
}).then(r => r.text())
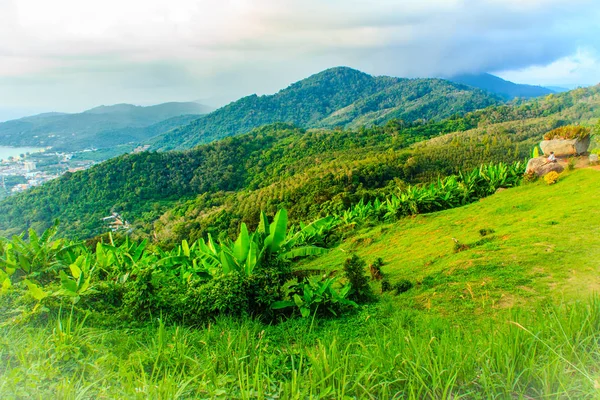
top-left (1, 0), bottom-right (599, 120)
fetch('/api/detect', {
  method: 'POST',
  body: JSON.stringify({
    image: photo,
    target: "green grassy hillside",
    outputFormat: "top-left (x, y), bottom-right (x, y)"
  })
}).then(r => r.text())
top-left (302, 168), bottom-right (600, 317)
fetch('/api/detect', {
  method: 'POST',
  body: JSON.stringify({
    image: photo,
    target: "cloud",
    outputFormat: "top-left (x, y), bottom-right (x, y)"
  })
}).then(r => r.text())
top-left (0, 0), bottom-right (598, 112)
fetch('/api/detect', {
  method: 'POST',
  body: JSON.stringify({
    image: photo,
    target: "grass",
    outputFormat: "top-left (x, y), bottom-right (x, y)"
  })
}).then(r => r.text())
top-left (2, 169), bottom-right (600, 398)
top-left (1, 298), bottom-right (600, 398)
top-left (302, 168), bottom-right (600, 319)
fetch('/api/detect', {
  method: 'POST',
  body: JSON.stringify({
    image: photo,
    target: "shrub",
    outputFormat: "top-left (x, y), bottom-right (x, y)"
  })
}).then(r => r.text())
top-left (567, 158), bottom-right (576, 171)
top-left (544, 171), bottom-right (560, 185)
top-left (271, 276), bottom-right (356, 318)
top-left (479, 228), bottom-right (495, 237)
top-left (381, 278), bottom-right (391, 293)
top-left (543, 125), bottom-right (591, 140)
top-left (343, 255), bottom-right (373, 302)
top-left (394, 279), bottom-right (414, 294)
top-left (369, 257), bottom-right (385, 280)
top-left (523, 170), bottom-right (537, 183)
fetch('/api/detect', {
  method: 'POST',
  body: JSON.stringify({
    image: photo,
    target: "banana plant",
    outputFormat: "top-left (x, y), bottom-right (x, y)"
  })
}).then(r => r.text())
top-left (0, 221), bottom-right (83, 283)
top-left (271, 276), bottom-right (357, 317)
top-left (57, 255), bottom-right (95, 303)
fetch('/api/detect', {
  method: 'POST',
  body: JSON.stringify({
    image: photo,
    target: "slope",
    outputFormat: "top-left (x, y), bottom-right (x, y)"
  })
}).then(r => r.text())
top-left (448, 73), bottom-right (554, 100)
top-left (300, 168), bottom-right (600, 317)
top-left (151, 67), bottom-right (500, 150)
top-left (0, 101), bottom-right (212, 151)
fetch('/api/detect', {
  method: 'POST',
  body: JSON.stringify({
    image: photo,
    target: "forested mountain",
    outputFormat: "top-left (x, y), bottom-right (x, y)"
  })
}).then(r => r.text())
top-left (0, 101), bottom-right (212, 151)
top-left (448, 73), bottom-right (554, 100)
top-left (151, 67), bottom-right (500, 150)
top-left (1, 84), bottom-right (597, 241)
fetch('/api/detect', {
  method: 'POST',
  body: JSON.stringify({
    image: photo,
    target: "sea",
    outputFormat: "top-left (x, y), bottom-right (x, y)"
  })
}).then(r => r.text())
top-left (0, 146), bottom-right (43, 161)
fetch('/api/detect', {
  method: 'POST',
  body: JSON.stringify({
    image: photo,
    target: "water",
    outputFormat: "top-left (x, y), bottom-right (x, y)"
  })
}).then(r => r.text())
top-left (0, 146), bottom-right (43, 161)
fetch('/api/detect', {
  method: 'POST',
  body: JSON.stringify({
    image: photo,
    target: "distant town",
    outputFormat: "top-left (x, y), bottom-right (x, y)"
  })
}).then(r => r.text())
top-left (0, 144), bottom-right (151, 200)
top-left (0, 148), bottom-right (94, 199)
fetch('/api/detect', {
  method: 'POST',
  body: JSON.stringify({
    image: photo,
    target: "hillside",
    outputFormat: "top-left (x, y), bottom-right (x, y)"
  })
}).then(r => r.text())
top-left (151, 67), bottom-right (500, 150)
top-left (2, 166), bottom-right (600, 399)
top-left (300, 168), bottom-right (600, 315)
top-left (449, 73), bottom-right (554, 100)
top-left (0, 101), bottom-right (212, 151)
top-left (0, 84), bottom-right (599, 241)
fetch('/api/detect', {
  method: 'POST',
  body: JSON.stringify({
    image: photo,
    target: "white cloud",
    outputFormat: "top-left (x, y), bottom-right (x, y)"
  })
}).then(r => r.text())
top-left (497, 48), bottom-right (600, 86)
top-left (0, 0), bottom-right (597, 112)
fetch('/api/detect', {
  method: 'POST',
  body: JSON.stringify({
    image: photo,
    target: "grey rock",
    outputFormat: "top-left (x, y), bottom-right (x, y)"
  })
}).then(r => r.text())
top-left (540, 136), bottom-right (591, 156)
top-left (589, 154), bottom-right (599, 164)
top-left (526, 157), bottom-right (565, 177)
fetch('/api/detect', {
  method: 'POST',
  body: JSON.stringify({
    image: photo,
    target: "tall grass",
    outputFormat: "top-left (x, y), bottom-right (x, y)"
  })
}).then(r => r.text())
top-left (1, 297), bottom-right (599, 398)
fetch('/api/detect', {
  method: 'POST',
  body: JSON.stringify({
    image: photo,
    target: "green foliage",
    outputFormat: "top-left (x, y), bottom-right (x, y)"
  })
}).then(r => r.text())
top-left (543, 125), bottom-right (591, 140)
top-left (153, 67), bottom-right (499, 151)
top-left (343, 255), bottom-right (373, 302)
top-left (393, 279), bottom-right (414, 294)
top-left (271, 276), bottom-right (357, 318)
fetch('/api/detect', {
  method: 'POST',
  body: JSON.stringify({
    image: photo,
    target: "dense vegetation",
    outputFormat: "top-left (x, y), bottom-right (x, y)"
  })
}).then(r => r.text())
top-left (543, 124), bottom-right (591, 140)
top-left (0, 102), bottom-right (210, 151)
top-left (2, 168), bottom-right (600, 398)
top-left (2, 83), bottom-right (599, 241)
top-left (151, 67), bottom-right (500, 150)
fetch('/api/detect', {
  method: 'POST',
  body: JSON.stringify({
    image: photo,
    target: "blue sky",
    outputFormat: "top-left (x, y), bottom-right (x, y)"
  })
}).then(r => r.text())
top-left (0, 0), bottom-right (599, 120)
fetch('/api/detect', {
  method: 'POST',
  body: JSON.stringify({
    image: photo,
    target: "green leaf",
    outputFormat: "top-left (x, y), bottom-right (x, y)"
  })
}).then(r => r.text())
top-left (300, 307), bottom-right (311, 318)
top-left (181, 240), bottom-right (190, 258)
top-left (60, 270), bottom-right (78, 294)
top-left (69, 262), bottom-right (82, 280)
top-left (24, 280), bottom-right (49, 301)
top-left (258, 211), bottom-right (270, 236)
top-left (266, 209), bottom-right (288, 253)
top-left (271, 300), bottom-right (294, 310)
top-left (293, 294), bottom-right (304, 307)
top-left (219, 250), bottom-right (237, 274)
top-left (233, 223), bottom-right (250, 263)
top-left (245, 240), bottom-right (258, 276)
top-left (279, 246), bottom-right (329, 260)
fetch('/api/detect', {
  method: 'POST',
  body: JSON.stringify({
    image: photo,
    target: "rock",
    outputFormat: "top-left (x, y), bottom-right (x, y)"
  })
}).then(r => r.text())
top-left (526, 157), bottom-right (565, 177)
top-left (590, 154), bottom-right (599, 164)
top-left (540, 136), bottom-right (590, 157)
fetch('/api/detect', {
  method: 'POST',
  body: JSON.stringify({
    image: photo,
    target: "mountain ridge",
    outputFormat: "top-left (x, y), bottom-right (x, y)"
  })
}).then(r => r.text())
top-left (0, 101), bottom-right (212, 151)
top-left (151, 67), bottom-right (501, 151)
top-left (448, 73), bottom-right (554, 100)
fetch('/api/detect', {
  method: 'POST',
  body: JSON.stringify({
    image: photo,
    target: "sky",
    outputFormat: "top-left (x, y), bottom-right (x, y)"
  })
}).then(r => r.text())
top-left (0, 0), bottom-right (599, 120)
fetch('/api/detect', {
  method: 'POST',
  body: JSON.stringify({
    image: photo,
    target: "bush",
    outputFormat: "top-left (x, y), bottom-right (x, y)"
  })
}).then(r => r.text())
top-left (543, 125), bottom-right (591, 140)
top-left (369, 257), bottom-right (385, 280)
top-left (523, 170), bottom-right (537, 183)
top-left (567, 158), bottom-right (576, 171)
top-left (479, 228), bottom-right (495, 237)
top-left (381, 278), bottom-right (391, 293)
top-left (394, 279), bottom-right (414, 294)
top-left (544, 171), bottom-right (560, 185)
top-left (343, 255), bottom-right (373, 302)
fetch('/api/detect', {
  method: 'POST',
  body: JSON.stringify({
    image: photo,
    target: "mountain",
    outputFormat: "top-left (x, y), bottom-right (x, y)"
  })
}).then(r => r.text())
top-left (151, 67), bottom-right (501, 151)
top-left (0, 102), bottom-right (212, 151)
top-left (448, 73), bottom-right (554, 100)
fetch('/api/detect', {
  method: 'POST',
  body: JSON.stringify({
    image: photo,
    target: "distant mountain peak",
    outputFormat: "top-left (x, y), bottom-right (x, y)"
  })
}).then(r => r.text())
top-left (447, 73), bottom-right (554, 100)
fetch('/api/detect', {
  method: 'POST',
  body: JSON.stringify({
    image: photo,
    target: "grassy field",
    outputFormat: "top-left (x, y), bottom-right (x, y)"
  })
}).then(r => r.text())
top-left (2, 169), bottom-right (600, 398)
top-left (302, 168), bottom-right (600, 319)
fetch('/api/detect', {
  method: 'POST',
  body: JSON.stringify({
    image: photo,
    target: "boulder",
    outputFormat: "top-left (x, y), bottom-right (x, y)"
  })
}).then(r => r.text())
top-left (590, 154), bottom-right (599, 164)
top-left (540, 136), bottom-right (590, 157)
top-left (526, 157), bottom-right (564, 177)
